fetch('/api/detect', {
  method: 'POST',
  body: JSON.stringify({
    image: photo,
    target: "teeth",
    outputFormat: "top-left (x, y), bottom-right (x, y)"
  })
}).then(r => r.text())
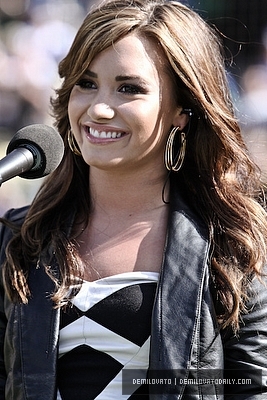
top-left (89, 128), bottom-right (123, 139)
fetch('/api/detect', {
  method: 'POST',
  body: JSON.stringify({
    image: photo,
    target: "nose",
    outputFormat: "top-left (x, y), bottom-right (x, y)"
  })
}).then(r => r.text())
top-left (87, 102), bottom-right (115, 121)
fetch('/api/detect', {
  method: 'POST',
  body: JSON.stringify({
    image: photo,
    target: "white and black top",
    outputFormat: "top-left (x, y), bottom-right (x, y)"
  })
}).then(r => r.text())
top-left (57, 271), bottom-right (159, 399)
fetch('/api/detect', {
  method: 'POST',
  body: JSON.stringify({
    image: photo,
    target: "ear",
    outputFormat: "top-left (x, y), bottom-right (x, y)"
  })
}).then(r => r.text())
top-left (172, 107), bottom-right (189, 129)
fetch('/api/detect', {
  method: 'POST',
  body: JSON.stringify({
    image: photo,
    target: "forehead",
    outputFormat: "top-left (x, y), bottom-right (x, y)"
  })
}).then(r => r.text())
top-left (89, 33), bottom-right (166, 79)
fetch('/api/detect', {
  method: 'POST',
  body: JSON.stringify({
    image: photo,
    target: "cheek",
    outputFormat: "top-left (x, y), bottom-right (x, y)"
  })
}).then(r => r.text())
top-left (67, 93), bottom-right (85, 147)
top-left (67, 92), bottom-right (78, 123)
top-left (121, 100), bottom-right (160, 130)
top-left (68, 90), bottom-right (87, 122)
top-left (138, 103), bottom-right (169, 142)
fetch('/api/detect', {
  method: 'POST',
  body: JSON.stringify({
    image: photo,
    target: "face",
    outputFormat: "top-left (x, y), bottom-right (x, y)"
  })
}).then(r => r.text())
top-left (68, 33), bottom-right (187, 175)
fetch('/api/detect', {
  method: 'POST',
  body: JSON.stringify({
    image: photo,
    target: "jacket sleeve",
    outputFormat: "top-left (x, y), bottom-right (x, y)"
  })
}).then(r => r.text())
top-left (0, 210), bottom-right (14, 398)
top-left (222, 272), bottom-right (267, 399)
top-left (0, 207), bottom-right (28, 399)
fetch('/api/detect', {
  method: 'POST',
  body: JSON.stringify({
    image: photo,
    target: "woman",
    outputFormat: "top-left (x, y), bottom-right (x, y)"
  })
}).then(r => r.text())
top-left (0, 0), bottom-right (267, 398)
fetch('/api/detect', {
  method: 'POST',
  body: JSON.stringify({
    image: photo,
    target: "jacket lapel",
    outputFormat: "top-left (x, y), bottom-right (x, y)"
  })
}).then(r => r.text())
top-left (18, 260), bottom-right (60, 400)
top-left (150, 185), bottom-right (210, 397)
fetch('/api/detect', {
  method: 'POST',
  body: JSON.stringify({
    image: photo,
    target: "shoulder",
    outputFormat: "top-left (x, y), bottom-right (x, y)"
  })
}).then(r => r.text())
top-left (222, 271), bottom-right (267, 396)
top-left (223, 270), bottom-right (267, 343)
top-left (0, 206), bottom-right (30, 258)
top-left (1, 205), bottom-right (30, 225)
top-left (244, 270), bottom-right (267, 324)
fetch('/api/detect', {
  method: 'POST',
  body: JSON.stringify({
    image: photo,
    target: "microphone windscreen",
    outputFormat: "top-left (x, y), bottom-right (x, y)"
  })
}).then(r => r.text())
top-left (6, 124), bottom-right (64, 179)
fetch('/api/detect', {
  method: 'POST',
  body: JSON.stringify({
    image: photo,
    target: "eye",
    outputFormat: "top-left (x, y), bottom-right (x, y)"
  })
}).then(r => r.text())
top-left (76, 79), bottom-right (97, 90)
top-left (119, 84), bottom-right (146, 95)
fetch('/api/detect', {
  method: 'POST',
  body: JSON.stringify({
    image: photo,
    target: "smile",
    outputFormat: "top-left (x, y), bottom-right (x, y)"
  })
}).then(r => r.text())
top-left (89, 127), bottom-right (123, 139)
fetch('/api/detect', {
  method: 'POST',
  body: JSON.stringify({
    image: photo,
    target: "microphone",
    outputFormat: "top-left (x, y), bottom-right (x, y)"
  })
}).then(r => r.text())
top-left (0, 124), bottom-right (64, 186)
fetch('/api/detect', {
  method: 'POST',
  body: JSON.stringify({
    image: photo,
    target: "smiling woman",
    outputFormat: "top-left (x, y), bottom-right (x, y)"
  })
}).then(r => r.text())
top-left (0, 0), bottom-right (267, 399)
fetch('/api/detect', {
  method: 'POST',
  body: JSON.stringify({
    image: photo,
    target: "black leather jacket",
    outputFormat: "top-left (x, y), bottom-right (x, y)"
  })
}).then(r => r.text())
top-left (0, 189), bottom-right (267, 399)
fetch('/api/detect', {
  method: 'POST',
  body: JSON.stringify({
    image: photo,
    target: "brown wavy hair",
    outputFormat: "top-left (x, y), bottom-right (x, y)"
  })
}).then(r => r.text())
top-left (2, 0), bottom-right (267, 331)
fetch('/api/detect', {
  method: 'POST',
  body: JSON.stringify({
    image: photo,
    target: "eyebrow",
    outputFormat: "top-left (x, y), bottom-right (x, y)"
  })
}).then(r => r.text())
top-left (84, 70), bottom-right (97, 78)
top-left (115, 75), bottom-right (144, 83)
top-left (84, 70), bottom-right (148, 84)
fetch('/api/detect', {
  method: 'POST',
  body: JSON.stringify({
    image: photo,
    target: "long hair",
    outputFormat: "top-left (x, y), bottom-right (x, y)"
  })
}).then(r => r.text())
top-left (2, 0), bottom-right (267, 331)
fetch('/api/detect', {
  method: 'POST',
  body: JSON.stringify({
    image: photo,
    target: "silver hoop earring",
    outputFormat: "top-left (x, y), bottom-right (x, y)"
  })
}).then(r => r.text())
top-left (164, 126), bottom-right (186, 172)
top-left (67, 129), bottom-right (81, 156)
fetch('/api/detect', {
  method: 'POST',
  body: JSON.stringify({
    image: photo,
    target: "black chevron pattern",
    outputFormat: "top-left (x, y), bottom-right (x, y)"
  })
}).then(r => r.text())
top-left (57, 276), bottom-right (157, 399)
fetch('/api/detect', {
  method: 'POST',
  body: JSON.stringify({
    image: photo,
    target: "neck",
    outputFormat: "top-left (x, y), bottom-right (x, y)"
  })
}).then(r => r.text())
top-left (89, 166), bottom-right (169, 217)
